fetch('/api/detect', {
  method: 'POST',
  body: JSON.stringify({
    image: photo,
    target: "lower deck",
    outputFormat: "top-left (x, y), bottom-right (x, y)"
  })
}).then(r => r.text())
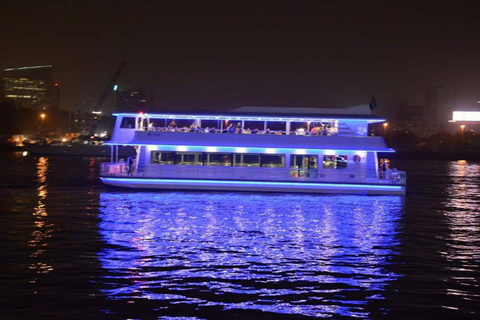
top-left (100, 162), bottom-right (406, 195)
top-left (100, 176), bottom-right (405, 195)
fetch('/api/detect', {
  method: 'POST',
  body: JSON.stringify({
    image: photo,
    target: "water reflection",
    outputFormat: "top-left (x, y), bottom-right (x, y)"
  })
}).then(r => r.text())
top-left (443, 161), bottom-right (480, 301)
top-left (29, 157), bottom-right (54, 276)
top-left (98, 192), bottom-right (403, 317)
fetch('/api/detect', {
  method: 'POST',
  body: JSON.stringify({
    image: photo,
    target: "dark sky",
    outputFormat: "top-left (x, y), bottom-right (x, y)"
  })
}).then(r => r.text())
top-left (1, 0), bottom-right (480, 114)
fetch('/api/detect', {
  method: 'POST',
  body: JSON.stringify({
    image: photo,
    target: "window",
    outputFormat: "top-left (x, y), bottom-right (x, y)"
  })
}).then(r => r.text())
top-left (261, 154), bottom-right (285, 168)
top-left (175, 152), bottom-right (204, 165)
top-left (206, 153), bottom-right (232, 166)
top-left (234, 154), bottom-right (260, 167)
top-left (323, 155), bottom-right (347, 169)
top-left (120, 117), bottom-right (135, 129)
top-left (290, 155), bottom-right (318, 169)
top-left (151, 152), bottom-right (175, 164)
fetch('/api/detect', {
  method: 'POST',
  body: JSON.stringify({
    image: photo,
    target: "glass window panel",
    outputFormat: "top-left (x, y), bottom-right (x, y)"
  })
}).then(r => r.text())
top-left (151, 152), bottom-right (175, 165)
top-left (261, 154), bottom-right (285, 168)
top-left (120, 117), bottom-right (135, 128)
top-left (207, 153), bottom-right (232, 166)
top-left (234, 154), bottom-right (260, 167)
top-left (322, 155), bottom-right (347, 169)
top-left (175, 152), bottom-right (204, 165)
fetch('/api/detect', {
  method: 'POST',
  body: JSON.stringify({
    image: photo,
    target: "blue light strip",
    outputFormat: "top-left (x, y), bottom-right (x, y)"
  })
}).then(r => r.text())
top-left (103, 143), bottom-right (396, 153)
top-left (112, 113), bottom-right (385, 123)
top-left (101, 177), bottom-right (404, 190)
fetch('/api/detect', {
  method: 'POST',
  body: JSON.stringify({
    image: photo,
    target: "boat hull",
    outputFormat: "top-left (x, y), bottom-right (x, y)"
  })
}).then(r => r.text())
top-left (100, 177), bottom-right (406, 195)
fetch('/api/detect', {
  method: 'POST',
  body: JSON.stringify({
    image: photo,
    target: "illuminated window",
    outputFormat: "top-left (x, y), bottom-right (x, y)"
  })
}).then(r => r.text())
top-left (175, 152), bottom-right (204, 165)
top-left (323, 155), bottom-right (347, 169)
top-left (151, 152), bottom-right (175, 164)
top-left (233, 154), bottom-right (260, 167)
top-left (261, 154), bottom-right (285, 168)
top-left (206, 153), bottom-right (232, 166)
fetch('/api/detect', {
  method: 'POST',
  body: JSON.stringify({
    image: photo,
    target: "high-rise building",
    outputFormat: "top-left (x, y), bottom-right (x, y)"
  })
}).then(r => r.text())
top-left (3, 65), bottom-right (54, 110)
top-left (115, 90), bottom-right (147, 112)
top-left (392, 105), bottom-right (428, 136)
top-left (425, 86), bottom-right (456, 132)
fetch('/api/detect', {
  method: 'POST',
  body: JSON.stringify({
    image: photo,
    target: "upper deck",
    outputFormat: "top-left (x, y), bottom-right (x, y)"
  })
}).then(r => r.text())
top-left (107, 105), bottom-right (390, 151)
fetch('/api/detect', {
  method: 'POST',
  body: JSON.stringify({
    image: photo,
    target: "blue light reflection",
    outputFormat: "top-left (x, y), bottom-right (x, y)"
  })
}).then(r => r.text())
top-left (98, 192), bottom-right (403, 317)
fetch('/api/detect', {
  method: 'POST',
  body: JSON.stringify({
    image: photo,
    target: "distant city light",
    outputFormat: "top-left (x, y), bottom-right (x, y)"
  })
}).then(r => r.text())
top-left (92, 111), bottom-right (102, 114)
top-left (113, 85), bottom-right (118, 91)
top-left (4, 65), bottom-right (52, 71)
top-left (452, 111), bottom-right (480, 122)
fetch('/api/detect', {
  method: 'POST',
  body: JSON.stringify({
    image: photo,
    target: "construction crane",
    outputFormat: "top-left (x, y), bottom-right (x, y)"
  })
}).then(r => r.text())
top-left (93, 61), bottom-right (126, 112)
top-left (88, 62), bottom-right (126, 136)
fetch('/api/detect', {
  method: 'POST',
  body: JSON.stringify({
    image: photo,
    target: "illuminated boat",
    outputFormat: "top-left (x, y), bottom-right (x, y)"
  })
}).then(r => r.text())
top-left (100, 105), bottom-right (406, 195)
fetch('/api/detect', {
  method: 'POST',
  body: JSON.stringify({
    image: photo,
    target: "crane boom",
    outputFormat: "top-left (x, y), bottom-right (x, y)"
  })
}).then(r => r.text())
top-left (93, 61), bottom-right (126, 112)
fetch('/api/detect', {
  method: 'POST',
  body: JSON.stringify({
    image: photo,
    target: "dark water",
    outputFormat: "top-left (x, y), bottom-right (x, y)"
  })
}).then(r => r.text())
top-left (1, 153), bottom-right (479, 319)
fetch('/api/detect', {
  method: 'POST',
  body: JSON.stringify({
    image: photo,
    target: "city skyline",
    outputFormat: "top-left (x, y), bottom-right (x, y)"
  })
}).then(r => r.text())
top-left (1, 1), bottom-right (480, 113)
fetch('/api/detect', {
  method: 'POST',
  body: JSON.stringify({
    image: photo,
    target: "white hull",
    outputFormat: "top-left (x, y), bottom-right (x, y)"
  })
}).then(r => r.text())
top-left (101, 177), bottom-right (406, 195)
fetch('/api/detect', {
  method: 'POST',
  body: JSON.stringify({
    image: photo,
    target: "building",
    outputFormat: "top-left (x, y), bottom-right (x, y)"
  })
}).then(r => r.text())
top-left (115, 90), bottom-right (147, 112)
top-left (425, 86), bottom-right (456, 132)
top-left (392, 105), bottom-right (428, 137)
top-left (3, 65), bottom-right (55, 110)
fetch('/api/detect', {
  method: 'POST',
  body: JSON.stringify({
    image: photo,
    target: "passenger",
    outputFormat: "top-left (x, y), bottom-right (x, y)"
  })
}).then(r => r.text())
top-left (227, 123), bottom-right (235, 133)
top-left (379, 160), bottom-right (386, 179)
top-left (148, 122), bottom-right (154, 131)
top-left (204, 127), bottom-right (210, 133)
top-left (252, 128), bottom-right (259, 134)
top-left (127, 156), bottom-right (134, 175)
top-left (297, 127), bottom-right (305, 135)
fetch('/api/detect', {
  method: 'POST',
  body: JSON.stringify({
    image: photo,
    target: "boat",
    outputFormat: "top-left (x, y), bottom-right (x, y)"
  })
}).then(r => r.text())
top-left (100, 105), bottom-right (407, 195)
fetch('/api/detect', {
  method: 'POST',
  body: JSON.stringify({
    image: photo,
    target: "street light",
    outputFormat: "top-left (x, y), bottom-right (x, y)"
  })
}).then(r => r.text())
top-left (460, 125), bottom-right (465, 144)
top-left (383, 122), bottom-right (389, 136)
top-left (40, 113), bottom-right (46, 123)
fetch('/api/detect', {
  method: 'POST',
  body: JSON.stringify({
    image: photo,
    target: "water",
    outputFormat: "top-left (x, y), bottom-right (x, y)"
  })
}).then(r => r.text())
top-left (0, 153), bottom-right (479, 319)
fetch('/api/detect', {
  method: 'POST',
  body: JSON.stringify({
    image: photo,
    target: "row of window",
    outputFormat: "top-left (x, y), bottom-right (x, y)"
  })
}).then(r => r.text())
top-left (151, 152), bottom-right (348, 169)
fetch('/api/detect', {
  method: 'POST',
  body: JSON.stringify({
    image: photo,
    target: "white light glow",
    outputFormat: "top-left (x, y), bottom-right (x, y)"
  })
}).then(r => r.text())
top-left (265, 148), bottom-right (276, 154)
top-left (293, 149), bottom-right (307, 154)
top-left (206, 147), bottom-right (217, 152)
top-left (176, 146), bottom-right (188, 151)
top-left (324, 150), bottom-right (336, 156)
top-left (452, 111), bottom-right (480, 122)
top-left (235, 147), bottom-right (247, 153)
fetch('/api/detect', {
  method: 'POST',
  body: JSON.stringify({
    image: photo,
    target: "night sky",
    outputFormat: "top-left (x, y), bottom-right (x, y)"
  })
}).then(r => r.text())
top-left (1, 0), bottom-right (480, 114)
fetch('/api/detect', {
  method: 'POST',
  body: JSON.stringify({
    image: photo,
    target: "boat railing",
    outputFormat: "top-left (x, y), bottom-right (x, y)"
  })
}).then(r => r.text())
top-left (100, 162), bottom-right (132, 176)
top-left (378, 169), bottom-right (407, 184)
top-left (137, 126), bottom-right (339, 136)
top-left (101, 162), bottom-right (406, 185)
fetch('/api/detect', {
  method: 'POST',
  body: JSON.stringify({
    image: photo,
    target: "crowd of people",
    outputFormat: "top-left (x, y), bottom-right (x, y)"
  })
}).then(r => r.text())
top-left (144, 121), bottom-right (337, 136)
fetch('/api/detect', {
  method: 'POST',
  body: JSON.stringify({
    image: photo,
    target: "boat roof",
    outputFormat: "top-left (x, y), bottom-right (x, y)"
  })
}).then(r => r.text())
top-left (113, 105), bottom-right (385, 122)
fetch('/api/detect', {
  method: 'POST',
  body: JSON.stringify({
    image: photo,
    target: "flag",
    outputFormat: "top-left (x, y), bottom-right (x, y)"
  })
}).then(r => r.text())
top-left (369, 95), bottom-right (378, 111)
